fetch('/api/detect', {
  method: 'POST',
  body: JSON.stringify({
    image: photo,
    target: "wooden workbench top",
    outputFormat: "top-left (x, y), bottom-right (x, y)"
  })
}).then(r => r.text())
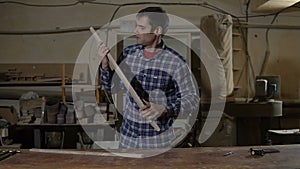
top-left (1, 144), bottom-right (300, 169)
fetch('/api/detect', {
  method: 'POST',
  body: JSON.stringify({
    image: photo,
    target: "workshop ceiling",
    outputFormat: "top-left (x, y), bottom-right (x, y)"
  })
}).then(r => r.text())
top-left (251, 0), bottom-right (300, 12)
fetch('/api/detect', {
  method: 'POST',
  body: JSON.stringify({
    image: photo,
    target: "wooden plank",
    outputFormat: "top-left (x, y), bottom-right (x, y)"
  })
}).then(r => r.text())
top-left (29, 148), bottom-right (144, 158)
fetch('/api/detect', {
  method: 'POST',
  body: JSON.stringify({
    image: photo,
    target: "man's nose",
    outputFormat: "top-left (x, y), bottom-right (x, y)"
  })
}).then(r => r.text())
top-left (134, 27), bottom-right (139, 35)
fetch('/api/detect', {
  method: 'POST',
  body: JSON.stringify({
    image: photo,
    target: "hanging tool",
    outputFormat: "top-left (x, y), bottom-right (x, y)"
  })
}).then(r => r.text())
top-left (89, 27), bottom-right (160, 132)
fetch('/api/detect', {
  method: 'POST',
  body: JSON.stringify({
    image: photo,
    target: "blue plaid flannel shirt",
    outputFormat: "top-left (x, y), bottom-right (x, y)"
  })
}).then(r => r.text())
top-left (101, 42), bottom-right (199, 148)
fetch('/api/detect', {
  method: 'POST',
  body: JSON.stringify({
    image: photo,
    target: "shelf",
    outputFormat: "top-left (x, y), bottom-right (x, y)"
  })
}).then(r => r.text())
top-left (17, 121), bottom-right (115, 126)
top-left (234, 86), bottom-right (242, 91)
top-left (0, 63), bottom-right (102, 103)
top-left (232, 32), bottom-right (241, 37)
top-left (64, 85), bottom-right (101, 89)
top-left (233, 67), bottom-right (242, 71)
top-left (0, 81), bottom-right (71, 86)
top-left (233, 48), bottom-right (242, 52)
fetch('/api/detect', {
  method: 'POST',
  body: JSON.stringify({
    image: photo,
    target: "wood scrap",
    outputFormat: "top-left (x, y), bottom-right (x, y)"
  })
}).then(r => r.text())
top-left (29, 148), bottom-right (144, 158)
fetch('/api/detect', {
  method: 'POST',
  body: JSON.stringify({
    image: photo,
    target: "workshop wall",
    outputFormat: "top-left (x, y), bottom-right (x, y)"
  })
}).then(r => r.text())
top-left (248, 15), bottom-right (300, 99)
top-left (0, 0), bottom-right (300, 99)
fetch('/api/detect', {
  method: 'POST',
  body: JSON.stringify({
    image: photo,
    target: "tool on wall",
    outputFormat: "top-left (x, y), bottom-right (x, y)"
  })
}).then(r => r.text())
top-left (89, 27), bottom-right (160, 132)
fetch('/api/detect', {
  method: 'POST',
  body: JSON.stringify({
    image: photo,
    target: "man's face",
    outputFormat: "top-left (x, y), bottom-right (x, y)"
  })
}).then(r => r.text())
top-left (134, 16), bottom-right (157, 47)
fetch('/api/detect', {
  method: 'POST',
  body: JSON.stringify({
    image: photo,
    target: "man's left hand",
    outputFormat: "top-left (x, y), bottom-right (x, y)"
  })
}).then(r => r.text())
top-left (140, 100), bottom-right (167, 121)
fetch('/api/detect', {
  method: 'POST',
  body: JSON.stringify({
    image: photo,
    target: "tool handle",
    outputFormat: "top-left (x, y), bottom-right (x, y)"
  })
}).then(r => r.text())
top-left (90, 27), bottom-right (160, 131)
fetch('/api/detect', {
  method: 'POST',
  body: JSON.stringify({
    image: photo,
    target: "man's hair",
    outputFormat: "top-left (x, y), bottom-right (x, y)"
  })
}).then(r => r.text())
top-left (137, 7), bottom-right (169, 34)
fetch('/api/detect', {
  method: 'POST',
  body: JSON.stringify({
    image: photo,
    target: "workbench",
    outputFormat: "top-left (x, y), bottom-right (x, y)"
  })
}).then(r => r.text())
top-left (1, 144), bottom-right (300, 168)
top-left (224, 100), bottom-right (282, 145)
top-left (201, 100), bottom-right (283, 146)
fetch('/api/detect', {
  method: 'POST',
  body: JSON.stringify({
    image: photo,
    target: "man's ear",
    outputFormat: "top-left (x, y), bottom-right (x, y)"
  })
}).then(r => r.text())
top-left (154, 26), bottom-right (163, 35)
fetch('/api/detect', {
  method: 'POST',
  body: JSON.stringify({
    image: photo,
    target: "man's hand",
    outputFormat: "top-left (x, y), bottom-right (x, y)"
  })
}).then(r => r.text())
top-left (97, 42), bottom-right (110, 70)
top-left (140, 100), bottom-right (167, 121)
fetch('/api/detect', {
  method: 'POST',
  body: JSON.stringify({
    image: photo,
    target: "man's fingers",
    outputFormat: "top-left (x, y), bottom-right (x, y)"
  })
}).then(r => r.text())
top-left (142, 99), bottom-right (150, 105)
top-left (141, 109), bottom-right (157, 120)
top-left (97, 43), bottom-right (111, 57)
top-left (140, 100), bottom-right (162, 120)
top-left (140, 99), bottom-right (150, 111)
top-left (141, 106), bottom-right (159, 119)
top-left (141, 108), bottom-right (151, 116)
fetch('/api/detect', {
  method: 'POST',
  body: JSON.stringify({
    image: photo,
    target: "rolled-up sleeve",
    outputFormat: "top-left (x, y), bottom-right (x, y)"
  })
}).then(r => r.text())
top-left (100, 68), bottom-right (112, 93)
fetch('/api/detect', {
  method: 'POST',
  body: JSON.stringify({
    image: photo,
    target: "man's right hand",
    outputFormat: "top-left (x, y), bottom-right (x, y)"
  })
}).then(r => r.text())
top-left (98, 42), bottom-right (110, 70)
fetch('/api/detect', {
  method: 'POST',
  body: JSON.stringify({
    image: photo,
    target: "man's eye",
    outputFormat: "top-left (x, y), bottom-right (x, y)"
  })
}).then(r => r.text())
top-left (136, 25), bottom-right (145, 30)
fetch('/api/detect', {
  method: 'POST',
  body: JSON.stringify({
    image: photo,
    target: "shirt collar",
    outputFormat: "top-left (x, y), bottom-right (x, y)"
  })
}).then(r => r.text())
top-left (138, 40), bottom-right (167, 51)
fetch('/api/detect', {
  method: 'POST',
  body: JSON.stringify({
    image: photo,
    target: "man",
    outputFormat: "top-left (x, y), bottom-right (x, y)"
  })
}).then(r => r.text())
top-left (99, 7), bottom-right (199, 148)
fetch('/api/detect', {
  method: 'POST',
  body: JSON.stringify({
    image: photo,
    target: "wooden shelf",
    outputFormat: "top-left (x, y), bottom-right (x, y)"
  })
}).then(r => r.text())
top-left (0, 64), bottom-right (101, 103)
top-left (17, 121), bottom-right (115, 126)
top-left (0, 81), bottom-right (71, 86)
top-left (232, 32), bottom-right (241, 37)
top-left (233, 48), bottom-right (242, 52)
top-left (233, 67), bottom-right (242, 71)
top-left (234, 86), bottom-right (242, 91)
top-left (64, 85), bottom-right (101, 89)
